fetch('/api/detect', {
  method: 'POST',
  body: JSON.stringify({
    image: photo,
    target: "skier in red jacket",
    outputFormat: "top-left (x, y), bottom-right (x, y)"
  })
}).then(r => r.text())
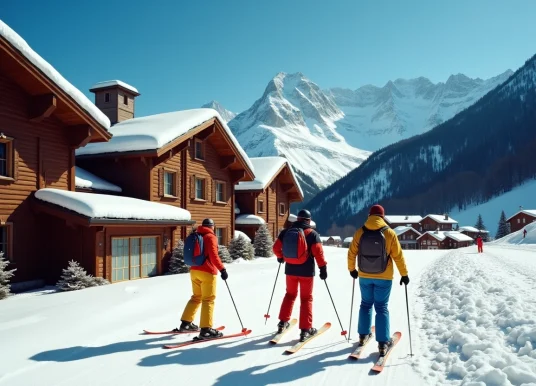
top-left (476, 235), bottom-right (483, 253)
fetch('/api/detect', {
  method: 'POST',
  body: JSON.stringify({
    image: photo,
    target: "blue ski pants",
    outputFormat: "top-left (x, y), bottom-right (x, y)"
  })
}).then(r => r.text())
top-left (357, 277), bottom-right (393, 342)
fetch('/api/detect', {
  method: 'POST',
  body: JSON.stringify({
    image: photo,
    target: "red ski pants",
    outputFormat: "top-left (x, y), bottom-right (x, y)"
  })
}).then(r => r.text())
top-left (278, 275), bottom-right (314, 330)
top-left (478, 244), bottom-right (483, 253)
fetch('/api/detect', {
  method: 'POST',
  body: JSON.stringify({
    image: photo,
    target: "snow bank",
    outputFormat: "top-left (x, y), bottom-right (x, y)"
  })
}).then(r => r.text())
top-left (0, 20), bottom-right (110, 130)
top-left (235, 156), bottom-right (304, 199)
top-left (491, 222), bottom-right (536, 245)
top-left (233, 230), bottom-right (251, 242)
top-left (414, 249), bottom-right (536, 385)
top-left (235, 214), bottom-right (265, 225)
top-left (34, 188), bottom-right (191, 221)
top-left (90, 80), bottom-right (139, 94)
top-left (75, 167), bottom-right (122, 192)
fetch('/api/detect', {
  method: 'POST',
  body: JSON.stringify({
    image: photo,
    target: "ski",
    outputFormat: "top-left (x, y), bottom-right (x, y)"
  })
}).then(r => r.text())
top-left (284, 322), bottom-right (331, 354)
top-left (371, 331), bottom-right (402, 372)
top-left (348, 326), bottom-right (375, 359)
top-left (163, 329), bottom-right (252, 349)
top-left (143, 326), bottom-right (224, 335)
top-left (269, 318), bottom-right (298, 344)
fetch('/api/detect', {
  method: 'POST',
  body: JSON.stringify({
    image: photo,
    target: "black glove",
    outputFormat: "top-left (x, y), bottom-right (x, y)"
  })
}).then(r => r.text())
top-left (319, 265), bottom-right (327, 280)
top-left (400, 276), bottom-right (409, 286)
top-left (220, 269), bottom-right (228, 281)
top-left (350, 269), bottom-right (358, 279)
top-left (277, 258), bottom-right (284, 264)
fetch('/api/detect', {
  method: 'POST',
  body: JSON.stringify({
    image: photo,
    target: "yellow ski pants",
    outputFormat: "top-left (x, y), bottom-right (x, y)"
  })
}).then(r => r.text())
top-left (181, 269), bottom-right (217, 328)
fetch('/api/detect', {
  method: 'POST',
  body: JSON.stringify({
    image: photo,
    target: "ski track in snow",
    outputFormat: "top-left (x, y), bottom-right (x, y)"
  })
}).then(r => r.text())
top-left (414, 246), bottom-right (536, 386)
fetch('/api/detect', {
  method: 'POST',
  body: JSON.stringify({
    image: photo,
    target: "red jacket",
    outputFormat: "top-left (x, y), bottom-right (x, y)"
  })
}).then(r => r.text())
top-left (476, 237), bottom-right (483, 246)
top-left (190, 226), bottom-right (225, 275)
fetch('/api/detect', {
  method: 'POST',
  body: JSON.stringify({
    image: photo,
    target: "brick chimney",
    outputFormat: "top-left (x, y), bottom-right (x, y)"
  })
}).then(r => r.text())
top-left (90, 80), bottom-right (140, 125)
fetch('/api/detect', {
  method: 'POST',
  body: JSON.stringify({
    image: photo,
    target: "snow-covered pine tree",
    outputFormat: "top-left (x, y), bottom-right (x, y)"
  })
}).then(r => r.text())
top-left (169, 239), bottom-right (189, 274)
top-left (56, 260), bottom-right (108, 291)
top-left (0, 251), bottom-right (16, 300)
top-left (228, 236), bottom-right (254, 261)
top-left (495, 210), bottom-right (509, 239)
top-left (253, 223), bottom-right (274, 257)
top-left (218, 245), bottom-right (232, 263)
top-left (475, 214), bottom-right (486, 230)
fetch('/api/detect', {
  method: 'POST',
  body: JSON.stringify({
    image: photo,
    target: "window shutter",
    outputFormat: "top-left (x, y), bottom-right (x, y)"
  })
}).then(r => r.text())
top-left (12, 140), bottom-right (18, 181)
top-left (212, 179), bottom-right (216, 203)
top-left (190, 175), bottom-right (195, 199)
top-left (158, 168), bottom-right (164, 197)
top-left (205, 178), bottom-right (211, 201)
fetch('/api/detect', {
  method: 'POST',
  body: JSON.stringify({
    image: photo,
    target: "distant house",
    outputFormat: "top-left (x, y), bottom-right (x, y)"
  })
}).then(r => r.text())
top-left (326, 236), bottom-right (341, 246)
top-left (459, 226), bottom-right (490, 242)
top-left (319, 236), bottom-right (330, 245)
top-left (385, 215), bottom-right (423, 232)
top-left (234, 156), bottom-right (303, 240)
top-left (343, 237), bottom-right (353, 248)
top-left (417, 230), bottom-right (473, 250)
top-left (393, 226), bottom-right (421, 249)
top-left (506, 209), bottom-right (536, 233)
top-left (420, 214), bottom-right (458, 232)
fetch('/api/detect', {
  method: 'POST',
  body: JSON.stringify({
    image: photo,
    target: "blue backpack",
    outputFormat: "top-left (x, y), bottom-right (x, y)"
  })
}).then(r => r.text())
top-left (183, 231), bottom-right (206, 266)
top-left (282, 227), bottom-right (312, 265)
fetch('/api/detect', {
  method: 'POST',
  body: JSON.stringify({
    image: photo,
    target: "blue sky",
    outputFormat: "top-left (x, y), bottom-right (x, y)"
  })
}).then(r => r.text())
top-left (1, 0), bottom-right (535, 116)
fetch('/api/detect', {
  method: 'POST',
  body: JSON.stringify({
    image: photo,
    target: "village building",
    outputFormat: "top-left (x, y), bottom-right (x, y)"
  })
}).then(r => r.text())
top-left (234, 157), bottom-right (303, 240)
top-left (506, 209), bottom-right (536, 233)
top-left (419, 214), bottom-right (458, 232)
top-left (458, 226), bottom-right (490, 242)
top-left (0, 23), bottom-right (197, 288)
top-left (393, 226), bottom-right (422, 249)
top-left (385, 215), bottom-right (423, 232)
top-left (76, 84), bottom-right (256, 254)
top-left (343, 236), bottom-right (353, 248)
top-left (417, 230), bottom-right (473, 250)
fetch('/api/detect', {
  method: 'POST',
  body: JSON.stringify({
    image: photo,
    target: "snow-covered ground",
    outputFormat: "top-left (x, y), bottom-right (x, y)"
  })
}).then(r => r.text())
top-left (1, 244), bottom-right (535, 385)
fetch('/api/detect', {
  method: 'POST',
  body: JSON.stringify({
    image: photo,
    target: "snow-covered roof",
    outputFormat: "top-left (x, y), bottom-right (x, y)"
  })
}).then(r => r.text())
top-left (423, 214), bottom-right (458, 224)
top-left (459, 226), bottom-right (489, 234)
top-left (90, 80), bottom-right (139, 95)
top-left (417, 230), bottom-right (473, 243)
top-left (344, 237), bottom-right (353, 243)
top-left (320, 237), bottom-right (330, 242)
top-left (445, 232), bottom-right (474, 242)
top-left (235, 156), bottom-right (303, 198)
top-left (393, 226), bottom-right (421, 236)
top-left (506, 210), bottom-right (536, 222)
top-left (329, 236), bottom-right (342, 241)
top-left (287, 213), bottom-right (316, 228)
top-left (75, 108), bottom-right (253, 172)
top-left (233, 230), bottom-right (251, 242)
top-left (417, 231), bottom-right (447, 241)
top-left (235, 214), bottom-right (265, 225)
top-left (0, 20), bottom-right (111, 131)
top-left (385, 215), bottom-right (423, 224)
top-left (75, 167), bottom-right (122, 193)
top-left (34, 188), bottom-right (191, 222)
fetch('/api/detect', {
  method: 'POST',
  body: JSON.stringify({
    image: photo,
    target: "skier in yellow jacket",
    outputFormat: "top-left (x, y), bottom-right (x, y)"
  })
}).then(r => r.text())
top-left (347, 204), bottom-right (409, 356)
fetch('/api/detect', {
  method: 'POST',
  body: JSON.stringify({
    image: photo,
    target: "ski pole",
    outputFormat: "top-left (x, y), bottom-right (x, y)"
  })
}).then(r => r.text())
top-left (348, 279), bottom-right (355, 341)
top-left (404, 284), bottom-right (414, 356)
top-left (264, 263), bottom-right (281, 324)
top-left (225, 280), bottom-right (246, 332)
top-left (324, 280), bottom-right (348, 341)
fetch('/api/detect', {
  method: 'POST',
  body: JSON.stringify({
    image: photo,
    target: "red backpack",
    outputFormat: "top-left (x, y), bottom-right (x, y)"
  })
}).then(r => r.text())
top-left (282, 227), bottom-right (313, 264)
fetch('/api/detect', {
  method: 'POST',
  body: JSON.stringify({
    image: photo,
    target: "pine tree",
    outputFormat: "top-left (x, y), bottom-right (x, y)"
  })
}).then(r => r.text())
top-left (229, 236), bottom-right (254, 261)
top-left (253, 224), bottom-right (274, 257)
top-left (218, 245), bottom-right (232, 264)
top-left (56, 260), bottom-right (108, 291)
top-left (0, 251), bottom-right (16, 300)
top-left (169, 239), bottom-right (189, 274)
top-left (495, 210), bottom-right (509, 239)
top-left (475, 214), bottom-right (486, 230)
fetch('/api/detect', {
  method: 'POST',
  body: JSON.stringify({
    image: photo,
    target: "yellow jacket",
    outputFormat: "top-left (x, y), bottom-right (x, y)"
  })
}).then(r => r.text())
top-left (347, 215), bottom-right (408, 280)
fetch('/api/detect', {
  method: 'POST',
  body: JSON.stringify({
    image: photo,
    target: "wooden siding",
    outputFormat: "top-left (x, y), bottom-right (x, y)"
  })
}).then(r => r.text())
top-left (151, 149), bottom-right (182, 205)
top-left (418, 233), bottom-right (446, 249)
top-left (0, 74), bottom-right (73, 282)
top-left (420, 217), bottom-right (455, 232)
top-left (508, 212), bottom-right (536, 232)
top-left (276, 179), bottom-right (290, 236)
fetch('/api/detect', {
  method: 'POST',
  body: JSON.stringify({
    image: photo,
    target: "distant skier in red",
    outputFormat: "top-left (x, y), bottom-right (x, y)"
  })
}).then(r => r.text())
top-left (476, 235), bottom-right (483, 253)
top-left (524, 229), bottom-right (527, 239)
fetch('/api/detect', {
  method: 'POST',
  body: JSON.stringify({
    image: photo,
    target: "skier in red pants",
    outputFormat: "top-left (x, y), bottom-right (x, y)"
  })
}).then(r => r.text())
top-left (273, 209), bottom-right (327, 342)
top-left (476, 235), bottom-right (483, 253)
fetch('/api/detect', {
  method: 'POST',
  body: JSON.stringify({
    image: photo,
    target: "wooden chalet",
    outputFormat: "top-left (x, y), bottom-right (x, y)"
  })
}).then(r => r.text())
top-left (393, 226), bottom-right (422, 249)
top-left (0, 23), bottom-right (197, 287)
top-left (417, 230), bottom-right (473, 250)
top-left (385, 215), bottom-right (423, 232)
top-left (506, 209), bottom-right (536, 233)
top-left (420, 214), bottom-right (458, 232)
top-left (458, 226), bottom-right (490, 242)
top-left (76, 87), bottom-right (255, 251)
top-left (234, 157), bottom-right (303, 240)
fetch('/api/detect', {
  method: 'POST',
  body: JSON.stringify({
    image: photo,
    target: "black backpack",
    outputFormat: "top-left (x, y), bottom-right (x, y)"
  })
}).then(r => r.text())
top-left (358, 226), bottom-right (390, 274)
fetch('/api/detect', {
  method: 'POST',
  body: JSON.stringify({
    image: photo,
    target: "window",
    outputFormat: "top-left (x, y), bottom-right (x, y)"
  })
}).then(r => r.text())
top-left (518, 219), bottom-right (521, 224)
top-left (279, 202), bottom-right (285, 215)
top-left (111, 236), bottom-right (158, 283)
top-left (195, 178), bottom-right (205, 200)
top-left (215, 181), bottom-right (225, 202)
top-left (194, 139), bottom-right (204, 160)
top-left (0, 224), bottom-right (12, 262)
top-left (123, 95), bottom-right (128, 105)
top-left (215, 228), bottom-right (223, 245)
top-left (523, 218), bottom-right (526, 224)
top-left (258, 200), bottom-right (264, 213)
top-left (164, 171), bottom-right (176, 196)
top-left (104, 93), bottom-right (110, 103)
top-left (0, 135), bottom-right (13, 179)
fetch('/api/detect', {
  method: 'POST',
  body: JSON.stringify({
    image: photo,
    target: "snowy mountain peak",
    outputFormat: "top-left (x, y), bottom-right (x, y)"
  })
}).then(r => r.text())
top-left (200, 100), bottom-right (236, 123)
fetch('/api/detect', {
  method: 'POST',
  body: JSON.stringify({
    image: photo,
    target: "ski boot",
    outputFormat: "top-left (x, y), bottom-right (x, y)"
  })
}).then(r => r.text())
top-left (358, 332), bottom-right (372, 346)
top-left (173, 320), bottom-right (199, 333)
top-left (378, 339), bottom-right (393, 356)
top-left (299, 327), bottom-right (318, 342)
top-left (198, 327), bottom-right (224, 340)
top-left (277, 320), bottom-right (290, 334)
